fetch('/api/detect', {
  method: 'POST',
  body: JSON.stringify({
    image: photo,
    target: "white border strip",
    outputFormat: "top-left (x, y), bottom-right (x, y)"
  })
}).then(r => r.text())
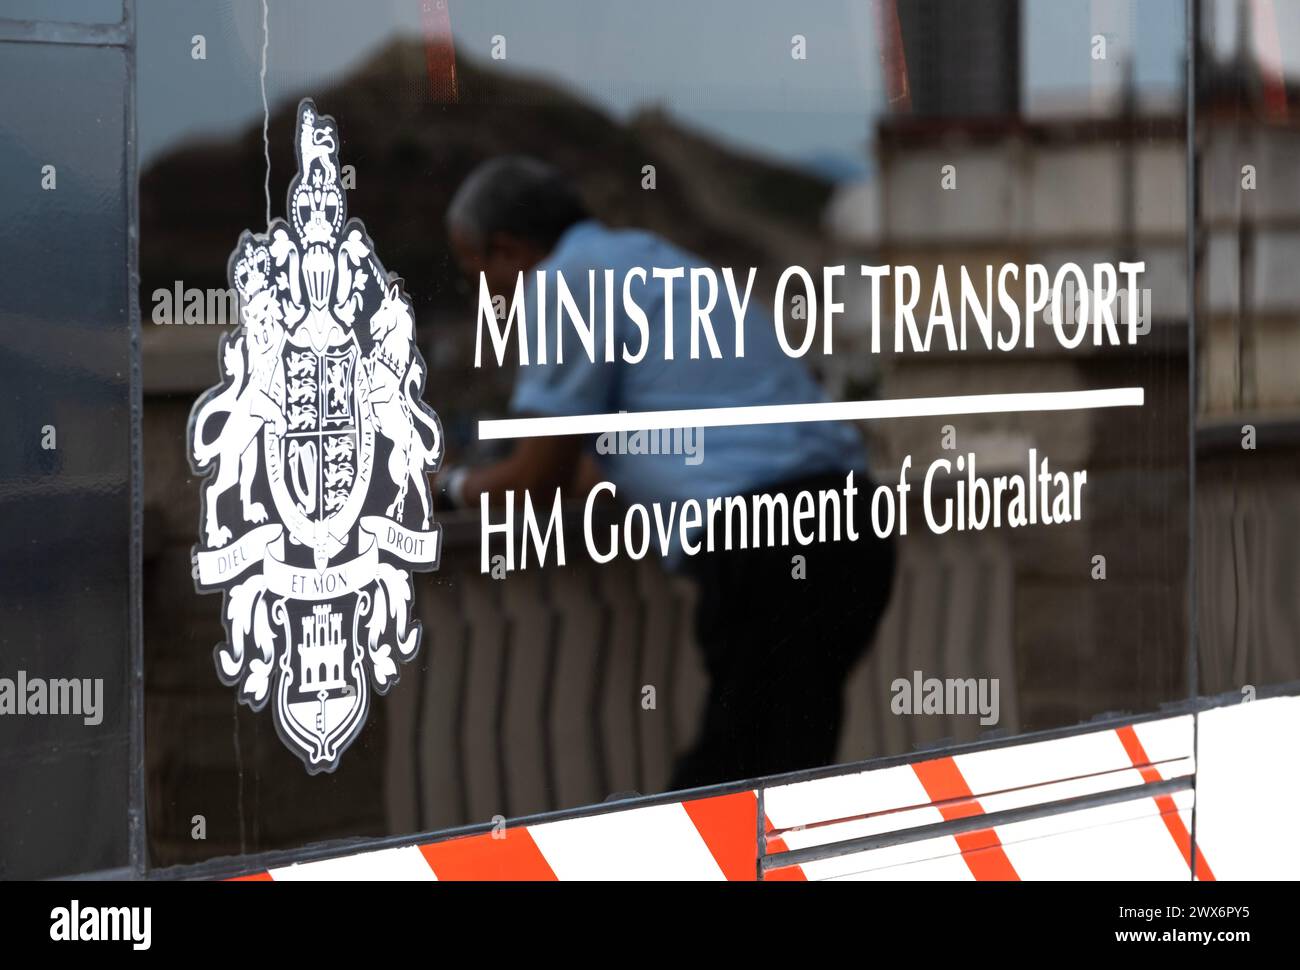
top-left (479, 387), bottom-right (1145, 440)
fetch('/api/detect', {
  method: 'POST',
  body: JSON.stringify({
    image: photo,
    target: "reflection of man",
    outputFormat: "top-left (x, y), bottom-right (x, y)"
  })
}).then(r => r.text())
top-left (442, 157), bottom-right (894, 789)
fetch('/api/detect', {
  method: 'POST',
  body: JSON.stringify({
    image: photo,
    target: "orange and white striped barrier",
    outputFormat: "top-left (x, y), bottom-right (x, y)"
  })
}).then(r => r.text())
top-left (223, 704), bottom-right (1299, 881)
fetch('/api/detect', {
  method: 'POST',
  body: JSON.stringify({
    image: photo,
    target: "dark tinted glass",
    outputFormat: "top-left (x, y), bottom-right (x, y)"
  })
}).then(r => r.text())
top-left (137, 0), bottom-right (1202, 870)
top-left (1195, 0), bottom-right (1300, 695)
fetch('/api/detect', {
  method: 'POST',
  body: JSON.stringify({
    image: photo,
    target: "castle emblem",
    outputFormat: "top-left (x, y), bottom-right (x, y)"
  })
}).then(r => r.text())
top-left (188, 99), bottom-right (443, 773)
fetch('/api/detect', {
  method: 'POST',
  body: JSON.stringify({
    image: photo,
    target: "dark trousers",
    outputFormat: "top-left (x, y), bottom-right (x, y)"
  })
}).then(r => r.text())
top-left (670, 470), bottom-right (896, 791)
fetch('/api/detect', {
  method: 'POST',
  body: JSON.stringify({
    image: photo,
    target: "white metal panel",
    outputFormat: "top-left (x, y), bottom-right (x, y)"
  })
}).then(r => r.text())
top-left (1194, 696), bottom-right (1300, 880)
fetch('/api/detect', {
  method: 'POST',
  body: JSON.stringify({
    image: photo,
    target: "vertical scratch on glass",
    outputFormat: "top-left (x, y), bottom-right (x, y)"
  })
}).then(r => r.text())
top-left (235, 700), bottom-right (247, 854)
top-left (261, 0), bottom-right (270, 226)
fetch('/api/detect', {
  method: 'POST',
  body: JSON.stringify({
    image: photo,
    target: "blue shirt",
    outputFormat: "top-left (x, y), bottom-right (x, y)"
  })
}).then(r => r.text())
top-left (510, 220), bottom-right (865, 510)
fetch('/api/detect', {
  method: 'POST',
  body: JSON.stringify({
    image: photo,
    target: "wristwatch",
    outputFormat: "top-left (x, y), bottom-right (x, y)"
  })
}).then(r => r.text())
top-left (441, 465), bottom-right (472, 509)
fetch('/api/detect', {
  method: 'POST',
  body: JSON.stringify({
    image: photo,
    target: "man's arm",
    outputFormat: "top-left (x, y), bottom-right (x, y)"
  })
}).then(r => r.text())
top-left (448, 434), bottom-right (583, 508)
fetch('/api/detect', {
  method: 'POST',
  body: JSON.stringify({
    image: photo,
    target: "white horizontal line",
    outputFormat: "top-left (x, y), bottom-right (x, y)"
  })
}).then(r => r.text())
top-left (478, 387), bottom-right (1145, 440)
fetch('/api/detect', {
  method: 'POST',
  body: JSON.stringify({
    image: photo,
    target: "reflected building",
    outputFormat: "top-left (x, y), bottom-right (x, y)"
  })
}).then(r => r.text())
top-left (827, 0), bottom-right (1188, 750)
top-left (828, 0), bottom-right (1300, 751)
top-left (1194, 7), bottom-right (1300, 694)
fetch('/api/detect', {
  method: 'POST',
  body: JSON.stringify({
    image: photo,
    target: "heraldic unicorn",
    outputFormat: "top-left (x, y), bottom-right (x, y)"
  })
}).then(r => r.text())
top-left (188, 99), bottom-right (443, 773)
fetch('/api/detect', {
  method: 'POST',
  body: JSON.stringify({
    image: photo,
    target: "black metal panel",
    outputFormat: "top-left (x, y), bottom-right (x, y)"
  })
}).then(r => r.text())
top-left (0, 40), bottom-right (132, 879)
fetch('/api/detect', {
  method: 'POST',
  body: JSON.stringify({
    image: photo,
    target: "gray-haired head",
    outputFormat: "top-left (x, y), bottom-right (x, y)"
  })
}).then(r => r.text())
top-left (446, 156), bottom-right (589, 253)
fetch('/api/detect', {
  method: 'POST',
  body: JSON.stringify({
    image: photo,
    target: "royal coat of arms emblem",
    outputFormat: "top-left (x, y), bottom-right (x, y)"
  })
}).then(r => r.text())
top-left (188, 99), bottom-right (442, 773)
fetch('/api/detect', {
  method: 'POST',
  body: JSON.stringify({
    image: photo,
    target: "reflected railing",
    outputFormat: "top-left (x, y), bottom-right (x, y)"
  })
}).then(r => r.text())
top-left (378, 502), bottom-right (1021, 836)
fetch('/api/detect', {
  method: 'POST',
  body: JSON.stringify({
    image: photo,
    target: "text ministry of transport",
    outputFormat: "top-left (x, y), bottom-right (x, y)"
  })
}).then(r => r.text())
top-left (471, 260), bottom-right (1144, 572)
